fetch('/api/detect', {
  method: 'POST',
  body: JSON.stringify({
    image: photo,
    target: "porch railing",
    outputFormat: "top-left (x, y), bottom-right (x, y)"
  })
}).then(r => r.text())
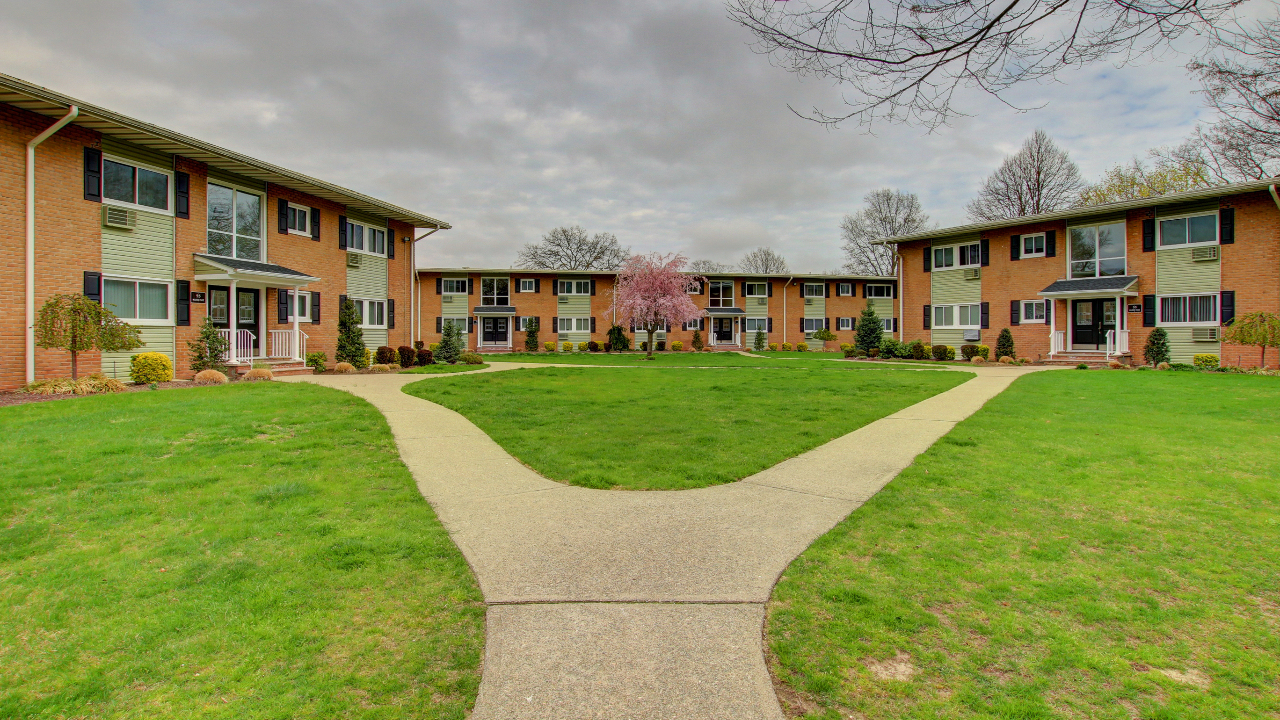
top-left (268, 330), bottom-right (310, 360)
top-left (217, 329), bottom-right (257, 364)
top-left (1051, 330), bottom-right (1066, 355)
top-left (1106, 329), bottom-right (1130, 357)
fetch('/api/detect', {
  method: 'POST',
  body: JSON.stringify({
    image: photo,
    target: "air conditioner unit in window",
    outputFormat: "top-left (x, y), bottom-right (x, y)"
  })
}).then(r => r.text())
top-left (963, 267), bottom-right (981, 280)
top-left (1192, 327), bottom-right (1220, 341)
top-left (442, 295), bottom-right (453, 304)
top-left (558, 296), bottom-right (568, 304)
top-left (804, 297), bottom-right (813, 305)
top-left (963, 329), bottom-right (981, 342)
top-left (102, 206), bottom-right (136, 230)
top-left (1191, 246), bottom-right (1219, 262)
top-left (346, 252), bottom-right (361, 268)
top-left (756, 298), bottom-right (767, 305)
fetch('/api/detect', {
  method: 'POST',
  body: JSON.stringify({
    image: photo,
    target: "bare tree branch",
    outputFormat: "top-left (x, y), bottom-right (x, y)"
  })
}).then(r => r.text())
top-left (966, 129), bottom-right (1084, 220)
top-left (516, 225), bottom-right (631, 270)
top-left (687, 259), bottom-right (735, 273)
top-left (841, 188), bottom-right (930, 275)
top-left (738, 247), bottom-right (791, 273)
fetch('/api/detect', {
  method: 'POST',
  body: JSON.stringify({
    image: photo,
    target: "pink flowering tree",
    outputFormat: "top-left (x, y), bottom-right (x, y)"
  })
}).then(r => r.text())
top-left (612, 253), bottom-right (705, 357)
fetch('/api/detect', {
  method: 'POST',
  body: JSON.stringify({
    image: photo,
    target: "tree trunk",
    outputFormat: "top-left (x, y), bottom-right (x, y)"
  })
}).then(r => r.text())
top-left (70, 350), bottom-right (78, 380)
top-left (647, 329), bottom-right (655, 358)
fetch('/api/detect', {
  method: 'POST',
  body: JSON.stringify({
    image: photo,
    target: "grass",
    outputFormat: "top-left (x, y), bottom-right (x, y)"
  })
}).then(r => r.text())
top-left (488, 351), bottom-right (845, 367)
top-left (0, 383), bottom-right (483, 719)
top-left (401, 363), bottom-right (489, 374)
top-left (767, 370), bottom-right (1280, 719)
top-left (404, 365), bottom-right (968, 490)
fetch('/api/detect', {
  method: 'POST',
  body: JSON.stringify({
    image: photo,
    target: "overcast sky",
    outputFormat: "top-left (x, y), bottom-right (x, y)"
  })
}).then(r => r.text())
top-left (0, 0), bottom-right (1226, 272)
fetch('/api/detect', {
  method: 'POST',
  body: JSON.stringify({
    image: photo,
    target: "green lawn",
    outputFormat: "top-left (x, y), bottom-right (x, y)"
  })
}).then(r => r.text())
top-left (0, 383), bottom-right (483, 719)
top-left (767, 371), bottom-right (1280, 719)
top-left (402, 363), bottom-right (489, 374)
top-left (491, 351), bottom-right (844, 367)
top-left (404, 365), bottom-right (968, 490)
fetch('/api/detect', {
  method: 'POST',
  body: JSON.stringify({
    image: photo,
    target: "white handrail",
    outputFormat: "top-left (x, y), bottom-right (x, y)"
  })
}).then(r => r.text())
top-left (1051, 330), bottom-right (1065, 355)
top-left (1105, 329), bottom-right (1116, 356)
top-left (1116, 329), bottom-right (1129, 355)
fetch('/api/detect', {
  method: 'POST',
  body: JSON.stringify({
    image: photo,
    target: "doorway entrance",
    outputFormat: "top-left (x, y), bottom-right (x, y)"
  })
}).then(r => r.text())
top-left (481, 317), bottom-right (508, 346)
top-left (713, 317), bottom-right (735, 344)
top-left (236, 288), bottom-right (260, 354)
top-left (1071, 298), bottom-right (1116, 350)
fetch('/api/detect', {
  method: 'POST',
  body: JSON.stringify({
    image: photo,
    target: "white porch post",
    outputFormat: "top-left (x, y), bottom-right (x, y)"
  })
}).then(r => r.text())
top-left (292, 289), bottom-right (302, 361)
top-left (228, 278), bottom-right (238, 364)
top-left (258, 286), bottom-right (266, 361)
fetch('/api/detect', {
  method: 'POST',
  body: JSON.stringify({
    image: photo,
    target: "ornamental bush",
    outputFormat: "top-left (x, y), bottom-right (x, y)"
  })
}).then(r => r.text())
top-left (129, 352), bottom-right (173, 384)
top-left (932, 344), bottom-right (948, 361)
top-left (691, 330), bottom-right (704, 351)
top-left (375, 346), bottom-right (397, 365)
top-left (639, 341), bottom-right (647, 351)
top-left (796, 341), bottom-right (809, 352)
top-left (656, 341), bottom-right (666, 352)
top-left (960, 344), bottom-right (979, 360)
top-left (524, 318), bottom-right (541, 352)
top-left (306, 351), bottom-right (328, 373)
top-left (335, 362), bottom-right (356, 373)
top-left (843, 346), bottom-right (857, 358)
top-left (336, 297), bottom-right (366, 367)
top-left (578, 342), bottom-right (589, 352)
top-left (193, 369), bottom-right (228, 385)
top-left (369, 364), bottom-right (390, 374)
top-left (812, 327), bottom-right (836, 343)
top-left (840, 343), bottom-right (852, 352)
top-left (545, 341), bottom-right (556, 352)
top-left (437, 321), bottom-right (463, 364)
top-left (429, 343), bottom-right (439, 352)
top-left (995, 328), bottom-right (1015, 361)
top-left (187, 316), bottom-right (229, 375)
top-left (460, 352), bottom-right (484, 365)
top-left (781, 342), bottom-right (792, 351)
top-left (671, 340), bottom-right (683, 351)
top-left (562, 341), bottom-right (573, 352)
top-left (397, 345), bottom-right (416, 368)
top-left (976, 344), bottom-right (990, 360)
top-left (1193, 353), bottom-right (1220, 369)
top-left (1143, 327), bottom-right (1171, 366)
top-left (416, 348), bottom-right (433, 366)
top-left (878, 337), bottom-right (901, 359)
top-left (603, 342), bottom-right (612, 352)
top-left (754, 328), bottom-right (767, 351)
top-left (768, 342), bottom-right (778, 351)
top-left (855, 305), bottom-right (883, 351)
top-left (909, 340), bottom-right (928, 360)
top-left (588, 340), bottom-right (600, 352)
top-left (608, 324), bottom-right (631, 351)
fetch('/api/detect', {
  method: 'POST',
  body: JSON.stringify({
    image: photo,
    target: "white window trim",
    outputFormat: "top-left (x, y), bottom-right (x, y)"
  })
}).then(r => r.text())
top-left (1021, 233), bottom-right (1047, 259)
top-left (558, 316), bottom-right (592, 332)
top-left (744, 283), bottom-right (768, 298)
top-left (837, 317), bottom-right (853, 330)
top-left (481, 277), bottom-right (511, 306)
top-left (837, 283), bottom-right (852, 297)
top-left (442, 278), bottom-right (469, 295)
top-left (285, 290), bottom-right (316, 322)
top-left (102, 274), bottom-right (175, 326)
top-left (931, 303), bottom-right (981, 329)
top-left (802, 283), bottom-right (824, 297)
top-left (1157, 212), bottom-right (1219, 249)
top-left (933, 242), bottom-right (981, 271)
top-left (1157, 293), bottom-right (1220, 326)
top-left (442, 316), bottom-right (469, 334)
top-left (102, 154), bottom-right (175, 216)
top-left (558, 280), bottom-right (591, 295)
top-left (745, 317), bottom-right (769, 332)
top-left (802, 318), bottom-right (824, 332)
top-left (346, 219), bottom-right (388, 257)
top-left (352, 297), bottom-right (388, 329)
top-left (1066, 221), bottom-right (1127, 279)
top-left (866, 284), bottom-right (893, 298)
top-left (286, 202), bottom-right (311, 237)
top-left (518, 316), bottom-right (537, 331)
top-left (880, 318), bottom-right (894, 331)
top-left (1021, 300), bottom-right (1047, 324)
top-left (206, 180), bottom-right (266, 263)
top-left (519, 279), bottom-right (536, 293)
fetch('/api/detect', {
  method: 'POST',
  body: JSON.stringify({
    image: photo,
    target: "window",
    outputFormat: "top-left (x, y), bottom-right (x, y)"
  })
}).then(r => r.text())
top-left (558, 280), bottom-right (591, 294)
top-left (209, 288), bottom-right (229, 324)
top-left (1159, 213), bottom-right (1217, 247)
top-left (837, 283), bottom-right (852, 296)
top-left (866, 284), bottom-right (892, 298)
top-left (286, 203), bottom-right (310, 235)
top-left (346, 220), bottom-right (386, 255)
top-left (442, 317), bottom-right (468, 334)
top-left (802, 318), bottom-right (824, 333)
top-left (283, 290), bottom-right (312, 321)
top-left (1021, 300), bottom-right (1046, 323)
top-left (709, 281), bottom-right (734, 307)
top-left (482, 278), bottom-right (510, 306)
top-left (518, 316), bottom-right (537, 331)
top-left (558, 317), bottom-right (591, 332)
top-left (520, 279), bottom-right (535, 292)
top-left (880, 318), bottom-right (894, 331)
top-left (443, 279), bottom-right (469, 294)
top-left (932, 304), bottom-right (981, 328)
top-left (103, 158), bottom-right (170, 212)
top-left (1159, 294), bottom-right (1218, 325)
top-left (745, 283), bottom-right (768, 297)
top-left (837, 317), bottom-right (853, 330)
top-left (103, 277), bottom-right (170, 324)
top-left (1068, 221), bottom-right (1126, 278)
top-left (802, 283), bottom-right (824, 298)
top-left (934, 242), bottom-right (980, 270)
top-left (353, 298), bottom-right (387, 328)
top-left (207, 183), bottom-right (263, 261)
top-left (745, 317), bottom-right (769, 332)
top-left (1021, 234), bottom-right (1046, 258)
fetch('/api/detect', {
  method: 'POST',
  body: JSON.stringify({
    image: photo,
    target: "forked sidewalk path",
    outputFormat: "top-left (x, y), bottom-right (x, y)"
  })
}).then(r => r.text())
top-left (287, 362), bottom-right (1050, 719)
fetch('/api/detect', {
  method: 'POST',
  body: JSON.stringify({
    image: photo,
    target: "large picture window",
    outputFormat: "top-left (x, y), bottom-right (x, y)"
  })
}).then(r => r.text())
top-left (932, 303), bottom-right (981, 328)
top-left (103, 158), bottom-right (170, 213)
top-left (1068, 221), bottom-right (1125, 278)
top-left (1159, 294), bottom-right (1218, 325)
top-left (1158, 213), bottom-right (1217, 247)
top-left (103, 277), bottom-right (170, 324)
top-left (709, 281), bottom-right (735, 307)
top-left (866, 284), bottom-right (893, 298)
top-left (207, 183), bottom-right (263, 261)
top-left (481, 278), bottom-right (510, 306)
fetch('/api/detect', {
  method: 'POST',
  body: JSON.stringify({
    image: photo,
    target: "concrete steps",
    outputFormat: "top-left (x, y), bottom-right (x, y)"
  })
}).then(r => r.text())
top-left (1042, 353), bottom-right (1130, 368)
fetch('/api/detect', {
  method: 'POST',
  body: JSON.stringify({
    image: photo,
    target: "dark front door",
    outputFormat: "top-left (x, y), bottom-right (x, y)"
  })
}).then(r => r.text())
top-left (1072, 298), bottom-right (1116, 349)
top-left (482, 317), bottom-right (507, 344)
top-left (236, 288), bottom-right (260, 353)
top-left (714, 318), bottom-right (733, 342)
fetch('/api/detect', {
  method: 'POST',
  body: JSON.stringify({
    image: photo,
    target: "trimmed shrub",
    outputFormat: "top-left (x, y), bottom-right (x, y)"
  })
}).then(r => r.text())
top-left (1170, 362), bottom-right (1196, 371)
top-left (608, 324), bottom-right (631, 351)
top-left (1136, 365), bottom-right (1153, 371)
top-left (524, 318), bottom-right (541, 352)
top-left (671, 341), bottom-right (683, 351)
top-left (416, 348), bottom-right (433, 366)
top-left (414, 340), bottom-right (424, 350)
top-left (812, 327), bottom-right (837, 343)
top-left (1108, 359), bottom-right (1124, 369)
top-left (639, 341), bottom-right (648, 351)
top-left (971, 356), bottom-right (985, 364)
top-left (768, 342), bottom-right (779, 351)
top-left (946, 346), bottom-right (956, 361)
top-left (438, 322), bottom-right (463, 364)
top-left (337, 297), bottom-right (366, 366)
top-left (840, 343), bottom-right (852, 352)
top-left (995, 328), bottom-right (1015, 361)
top-left (1157, 362), bottom-right (1171, 370)
top-left (796, 342), bottom-right (809, 352)
top-left (369, 364), bottom-right (390, 373)
top-left (1076, 363), bottom-right (1090, 370)
top-left (1193, 353), bottom-right (1219, 370)
top-left (878, 337), bottom-right (901, 359)
top-left (909, 340), bottom-right (928, 360)
top-left (976, 344), bottom-right (990, 360)
top-left (545, 341), bottom-right (557, 352)
top-left (753, 328), bottom-right (767, 352)
top-left (578, 342), bottom-right (589, 352)
top-left (868, 348), bottom-right (879, 358)
top-left (999, 356), bottom-right (1013, 364)
top-left (960, 344), bottom-right (979, 360)
top-left (429, 342), bottom-right (440, 352)
top-left (335, 362), bottom-right (356, 373)
top-left (562, 341), bottom-right (573, 352)
top-left (843, 347), bottom-right (857, 358)
top-left (391, 364), bottom-right (403, 371)
top-left (1018, 357), bottom-right (1032, 365)
top-left (193, 369), bottom-right (228, 385)
top-left (1144, 328), bottom-right (1171, 366)
top-left (397, 346), bottom-right (416, 368)
top-left (932, 344), bottom-right (948, 361)
top-left (460, 352), bottom-right (485, 365)
top-left (656, 341), bottom-right (666, 352)
top-left (187, 316), bottom-right (229, 374)
top-left (374, 346), bottom-right (396, 366)
top-left (129, 352), bottom-right (173, 384)
top-left (691, 330), bottom-right (704, 351)
top-left (22, 373), bottom-right (126, 395)
top-left (244, 367), bottom-right (274, 381)
top-left (781, 342), bottom-right (792, 351)
top-left (603, 342), bottom-right (612, 352)
top-left (855, 304), bottom-right (883, 351)
top-left (306, 351), bottom-right (327, 373)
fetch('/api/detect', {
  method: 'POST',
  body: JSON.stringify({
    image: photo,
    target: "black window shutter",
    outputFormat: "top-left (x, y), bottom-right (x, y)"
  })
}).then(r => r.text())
top-left (338, 215), bottom-right (348, 250)
top-left (767, 317), bottom-right (773, 333)
top-left (468, 278), bottom-right (474, 295)
top-left (553, 280), bottom-right (559, 296)
top-left (175, 172), bottom-right (190, 219)
top-left (825, 282), bottom-right (831, 298)
top-left (1219, 208), bottom-right (1235, 244)
top-left (591, 317), bottom-right (597, 332)
top-left (311, 208), bottom-right (321, 241)
top-left (1220, 291), bottom-right (1235, 325)
top-left (387, 298), bottom-right (395, 329)
top-left (1045, 230), bottom-right (1056, 257)
top-left (387, 228), bottom-right (395, 259)
top-left (980, 301), bottom-right (990, 329)
top-left (741, 282), bottom-right (747, 298)
top-left (83, 148), bottom-right (102, 202)
top-left (278, 198), bottom-right (289, 234)
top-left (980, 238), bottom-right (990, 266)
top-left (1142, 219), bottom-right (1155, 252)
top-left (700, 281), bottom-right (706, 295)
top-left (767, 282), bottom-right (773, 297)
top-left (515, 315), bottom-right (522, 330)
top-left (1010, 234), bottom-right (1021, 261)
top-left (83, 271), bottom-right (101, 302)
top-left (893, 318), bottom-right (898, 332)
top-left (825, 317), bottom-right (830, 330)
top-left (436, 277), bottom-right (442, 294)
top-left (176, 280), bottom-right (190, 325)
top-left (311, 292), bottom-right (321, 323)
top-left (923, 305), bottom-right (931, 329)
top-left (799, 319), bottom-right (805, 332)
top-left (1142, 295), bottom-right (1156, 327)
top-left (436, 317), bottom-right (442, 333)
top-left (277, 288), bottom-right (289, 323)
top-left (851, 316), bottom-right (857, 329)
top-left (535, 278), bottom-right (541, 293)
top-left (923, 247), bottom-right (931, 272)
top-left (1010, 299), bottom-right (1020, 325)
top-left (590, 279), bottom-right (596, 296)
top-left (469, 317), bottom-right (475, 333)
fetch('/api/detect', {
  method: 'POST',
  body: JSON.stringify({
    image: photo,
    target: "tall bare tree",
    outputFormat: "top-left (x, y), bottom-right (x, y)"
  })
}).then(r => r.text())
top-left (516, 225), bottom-right (631, 270)
top-left (738, 247), bottom-right (789, 274)
top-left (687, 259), bottom-right (733, 273)
top-left (841, 189), bottom-right (929, 275)
top-left (728, 0), bottom-right (1245, 129)
top-left (966, 130), bottom-right (1085, 221)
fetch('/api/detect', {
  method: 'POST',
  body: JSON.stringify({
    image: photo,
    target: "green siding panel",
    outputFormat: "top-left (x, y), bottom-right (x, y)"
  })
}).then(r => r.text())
top-left (930, 329), bottom-right (965, 347)
top-left (746, 297), bottom-right (769, 318)
top-left (103, 209), bottom-right (174, 280)
top-left (363, 329), bottom-right (389, 351)
top-left (931, 268), bottom-right (981, 304)
top-left (869, 298), bottom-right (894, 317)
top-left (556, 295), bottom-right (591, 315)
top-left (803, 297), bottom-right (826, 318)
top-left (1156, 247), bottom-right (1220, 294)
top-left (347, 254), bottom-right (388, 299)
top-left (102, 326), bottom-right (174, 380)
top-left (1164, 327), bottom-right (1220, 364)
top-left (101, 137), bottom-right (173, 171)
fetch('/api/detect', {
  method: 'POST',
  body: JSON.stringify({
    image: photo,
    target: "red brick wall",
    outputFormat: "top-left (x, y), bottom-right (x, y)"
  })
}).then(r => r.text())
top-left (978, 220), bottom-right (1068, 360)
top-left (1221, 191), bottom-right (1280, 367)
top-left (900, 240), bottom-right (931, 347)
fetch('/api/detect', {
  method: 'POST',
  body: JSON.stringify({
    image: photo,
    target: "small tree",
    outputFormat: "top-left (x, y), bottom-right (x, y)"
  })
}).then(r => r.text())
top-left (996, 328), bottom-right (1016, 359)
top-left (336, 297), bottom-right (366, 367)
top-left (691, 329), bottom-right (704, 351)
top-left (1222, 311), bottom-right (1280, 368)
top-left (855, 305), bottom-right (883, 351)
top-left (607, 324), bottom-right (630, 351)
top-left (34, 293), bottom-right (142, 379)
top-left (612, 253), bottom-right (705, 358)
top-left (187, 316), bottom-right (230, 374)
top-left (438, 320), bottom-right (464, 364)
top-left (1143, 327), bottom-right (1171, 366)
top-left (754, 328), bottom-right (767, 352)
top-left (524, 318), bottom-right (540, 352)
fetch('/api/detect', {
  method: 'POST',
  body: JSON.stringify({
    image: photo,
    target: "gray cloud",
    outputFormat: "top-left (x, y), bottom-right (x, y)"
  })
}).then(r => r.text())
top-left (0, 0), bottom-right (1212, 272)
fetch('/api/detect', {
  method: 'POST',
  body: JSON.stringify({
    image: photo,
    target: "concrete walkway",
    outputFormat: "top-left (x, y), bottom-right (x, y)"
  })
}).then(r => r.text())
top-left (286, 362), bottom-right (1050, 719)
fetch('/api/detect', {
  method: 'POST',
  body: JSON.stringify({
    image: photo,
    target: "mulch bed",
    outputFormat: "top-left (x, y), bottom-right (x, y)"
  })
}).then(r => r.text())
top-left (1, 380), bottom-right (213, 409)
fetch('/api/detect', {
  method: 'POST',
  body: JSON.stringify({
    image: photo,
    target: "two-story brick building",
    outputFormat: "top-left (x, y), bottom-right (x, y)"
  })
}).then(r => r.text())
top-left (1, 73), bottom-right (448, 390)
top-left (415, 268), bottom-right (899, 351)
top-left (876, 180), bottom-right (1280, 366)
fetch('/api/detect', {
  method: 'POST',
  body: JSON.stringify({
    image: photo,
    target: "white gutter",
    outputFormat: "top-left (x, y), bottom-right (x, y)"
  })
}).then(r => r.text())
top-left (26, 105), bottom-right (78, 385)
top-left (782, 275), bottom-right (793, 344)
top-left (1270, 184), bottom-right (1280, 211)
top-left (411, 228), bottom-right (441, 347)
top-left (896, 251), bottom-right (903, 340)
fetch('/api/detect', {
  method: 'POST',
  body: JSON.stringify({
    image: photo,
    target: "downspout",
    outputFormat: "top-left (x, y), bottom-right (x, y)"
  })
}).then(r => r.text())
top-left (1270, 184), bottom-right (1280, 212)
top-left (411, 227), bottom-right (441, 348)
top-left (26, 105), bottom-right (79, 385)
top-left (782, 275), bottom-right (793, 345)
top-left (896, 249), bottom-right (904, 340)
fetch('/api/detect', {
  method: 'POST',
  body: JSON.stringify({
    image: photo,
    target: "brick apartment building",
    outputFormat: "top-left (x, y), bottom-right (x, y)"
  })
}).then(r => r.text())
top-left (1, 73), bottom-right (447, 390)
top-left (877, 181), bottom-right (1280, 366)
top-left (414, 269), bottom-right (899, 351)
